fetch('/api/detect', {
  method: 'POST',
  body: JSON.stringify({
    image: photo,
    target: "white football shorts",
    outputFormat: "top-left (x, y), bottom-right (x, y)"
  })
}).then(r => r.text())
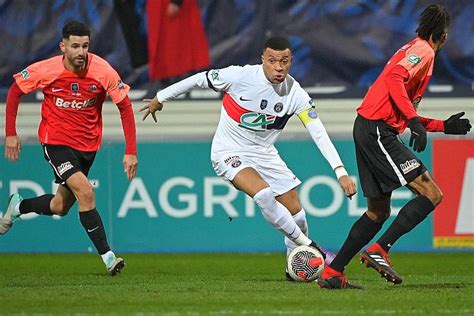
top-left (211, 151), bottom-right (301, 196)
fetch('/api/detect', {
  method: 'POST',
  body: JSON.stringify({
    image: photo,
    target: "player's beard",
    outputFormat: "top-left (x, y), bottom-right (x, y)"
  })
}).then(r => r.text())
top-left (72, 54), bottom-right (87, 69)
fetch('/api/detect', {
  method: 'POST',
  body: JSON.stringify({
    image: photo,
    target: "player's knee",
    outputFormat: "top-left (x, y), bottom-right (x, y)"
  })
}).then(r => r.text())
top-left (253, 187), bottom-right (275, 211)
top-left (53, 207), bottom-right (70, 217)
top-left (75, 186), bottom-right (95, 205)
top-left (50, 197), bottom-right (71, 216)
top-left (425, 187), bottom-right (443, 207)
top-left (366, 209), bottom-right (390, 223)
top-left (50, 203), bottom-right (70, 216)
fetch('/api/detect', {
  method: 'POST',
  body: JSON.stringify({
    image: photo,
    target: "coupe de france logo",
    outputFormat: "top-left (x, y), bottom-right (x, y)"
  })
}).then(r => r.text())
top-left (407, 54), bottom-right (421, 65)
top-left (20, 69), bottom-right (29, 79)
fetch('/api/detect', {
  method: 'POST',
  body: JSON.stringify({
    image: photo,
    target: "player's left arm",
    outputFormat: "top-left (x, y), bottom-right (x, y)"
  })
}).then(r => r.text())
top-left (297, 107), bottom-right (356, 198)
top-left (104, 67), bottom-right (138, 180)
top-left (419, 112), bottom-right (471, 135)
top-left (115, 95), bottom-right (138, 180)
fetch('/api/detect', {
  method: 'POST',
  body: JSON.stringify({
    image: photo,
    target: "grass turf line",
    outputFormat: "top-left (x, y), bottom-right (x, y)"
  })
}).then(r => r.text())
top-left (0, 252), bottom-right (472, 315)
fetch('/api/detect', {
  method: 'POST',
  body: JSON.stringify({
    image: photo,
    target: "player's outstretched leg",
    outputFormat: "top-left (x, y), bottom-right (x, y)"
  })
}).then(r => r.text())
top-left (0, 193), bottom-right (23, 235)
top-left (317, 265), bottom-right (363, 290)
top-left (360, 242), bottom-right (402, 284)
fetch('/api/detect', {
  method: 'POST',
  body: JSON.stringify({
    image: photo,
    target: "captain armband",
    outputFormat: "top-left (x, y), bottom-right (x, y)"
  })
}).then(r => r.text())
top-left (297, 107), bottom-right (319, 126)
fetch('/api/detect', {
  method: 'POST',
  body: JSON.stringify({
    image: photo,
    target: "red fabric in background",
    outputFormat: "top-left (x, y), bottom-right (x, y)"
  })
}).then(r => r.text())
top-left (147, 0), bottom-right (210, 80)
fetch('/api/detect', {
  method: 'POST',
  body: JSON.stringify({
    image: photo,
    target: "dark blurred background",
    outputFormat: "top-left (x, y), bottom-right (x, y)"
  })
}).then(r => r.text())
top-left (0, 0), bottom-right (473, 99)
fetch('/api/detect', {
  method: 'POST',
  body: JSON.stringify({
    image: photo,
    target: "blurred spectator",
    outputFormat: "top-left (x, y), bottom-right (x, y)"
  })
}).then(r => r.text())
top-left (114, 0), bottom-right (149, 68)
top-left (147, 0), bottom-right (210, 83)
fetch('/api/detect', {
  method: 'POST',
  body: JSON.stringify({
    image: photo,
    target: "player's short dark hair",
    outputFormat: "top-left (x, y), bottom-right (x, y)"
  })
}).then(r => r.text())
top-left (62, 21), bottom-right (91, 39)
top-left (264, 36), bottom-right (292, 52)
top-left (416, 4), bottom-right (450, 43)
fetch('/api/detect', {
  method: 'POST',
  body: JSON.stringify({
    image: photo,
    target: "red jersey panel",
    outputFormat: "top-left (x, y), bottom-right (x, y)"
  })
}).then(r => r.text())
top-left (357, 37), bottom-right (435, 133)
top-left (13, 53), bottom-right (130, 151)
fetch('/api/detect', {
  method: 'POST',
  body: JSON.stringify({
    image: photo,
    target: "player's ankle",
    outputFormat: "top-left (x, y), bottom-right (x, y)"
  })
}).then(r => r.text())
top-left (322, 265), bottom-right (343, 278)
top-left (101, 250), bottom-right (116, 266)
top-left (366, 242), bottom-right (385, 253)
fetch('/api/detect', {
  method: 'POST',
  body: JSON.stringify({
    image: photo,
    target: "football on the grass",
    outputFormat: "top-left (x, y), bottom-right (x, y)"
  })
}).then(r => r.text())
top-left (287, 245), bottom-right (325, 282)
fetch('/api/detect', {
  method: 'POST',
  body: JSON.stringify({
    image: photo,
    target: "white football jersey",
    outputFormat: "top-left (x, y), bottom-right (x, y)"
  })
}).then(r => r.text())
top-left (156, 63), bottom-right (345, 173)
top-left (205, 65), bottom-right (313, 155)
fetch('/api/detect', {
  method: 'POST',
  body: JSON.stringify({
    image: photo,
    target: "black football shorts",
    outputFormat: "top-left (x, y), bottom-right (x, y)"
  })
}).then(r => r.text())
top-left (353, 114), bottom-right (426, 198)
top-left (42, 144), bottom-right (97, 186)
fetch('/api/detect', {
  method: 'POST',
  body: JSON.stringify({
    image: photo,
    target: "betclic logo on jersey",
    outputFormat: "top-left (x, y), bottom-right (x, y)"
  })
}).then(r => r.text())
top-left (54, 97), bottom-right (96, 109)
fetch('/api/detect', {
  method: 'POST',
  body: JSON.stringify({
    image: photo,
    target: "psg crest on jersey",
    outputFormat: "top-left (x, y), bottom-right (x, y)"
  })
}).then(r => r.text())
top-left (274, 102), bottom-right (283, 113)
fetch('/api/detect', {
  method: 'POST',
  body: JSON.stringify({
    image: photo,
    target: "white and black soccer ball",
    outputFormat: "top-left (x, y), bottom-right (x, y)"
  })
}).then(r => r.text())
top-left (287, 245), bottom-right (325, 282)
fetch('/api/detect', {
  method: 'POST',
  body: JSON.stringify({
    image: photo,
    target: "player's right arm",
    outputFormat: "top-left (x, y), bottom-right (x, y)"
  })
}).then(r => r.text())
top-left (297, 106), bottom-right (356, 199)
top-left (5, 57), bottom-right (63, 161)
top-left (140, 67), bottom-right (242, 122)
top-left (4, 81), bottom-right (25, 162)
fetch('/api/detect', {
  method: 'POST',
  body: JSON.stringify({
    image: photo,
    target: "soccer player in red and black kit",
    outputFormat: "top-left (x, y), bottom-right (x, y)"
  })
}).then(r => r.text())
top-left (318, 5), bottom-right (471, 289)
top-left (1, 21), bottom-right (137, 275)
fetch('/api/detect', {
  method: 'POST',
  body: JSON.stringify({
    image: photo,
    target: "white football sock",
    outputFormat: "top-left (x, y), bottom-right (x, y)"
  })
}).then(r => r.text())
top-left (253, 188), bottom-right (311, 246)
top-left (285, 209), bottom-right (309, 256)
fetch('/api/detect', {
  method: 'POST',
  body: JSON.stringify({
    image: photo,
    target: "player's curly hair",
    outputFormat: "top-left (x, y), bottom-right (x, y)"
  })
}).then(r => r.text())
top-left (416, 4), bottom-right (450, 43)
top-left (62, 21), bottom-right (90, 39)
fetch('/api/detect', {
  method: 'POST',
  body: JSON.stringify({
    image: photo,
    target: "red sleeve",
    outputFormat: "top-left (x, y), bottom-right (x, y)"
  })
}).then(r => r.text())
top-left (384, 65), bottom-right (418, 120)
top-left (116, 95), bottom-right (137, 155)
top-left (419, 115), bottom-right (444, 132)
top-left (5, 81), bottom-right (24, 136)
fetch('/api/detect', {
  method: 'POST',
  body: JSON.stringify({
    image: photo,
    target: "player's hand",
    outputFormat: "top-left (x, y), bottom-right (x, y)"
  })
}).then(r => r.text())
top-left (123, 154), bottom-right (138, 180)
top-left (139, 97), bottom-right (163, 123)
top-left (5, 135), bottom-right (21, 162)
top-left (444, 112), bottom-right (471, 135)
top-left (408, 117), bottom-right (427, 152)
top-left (338, 175), bottom-right (356, 199)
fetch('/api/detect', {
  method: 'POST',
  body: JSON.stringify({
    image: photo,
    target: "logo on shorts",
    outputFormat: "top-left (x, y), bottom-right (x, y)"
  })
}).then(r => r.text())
top-left (400, 159), bottom-right (420, 174)
top-left (231, 160), bottom-right (241, 168)
top-left (224, 155), bottom-right (242, 168)
top-left (274, 102), bottom-right (283, 113)
top-left (57, 161), bottom-right (74, 176)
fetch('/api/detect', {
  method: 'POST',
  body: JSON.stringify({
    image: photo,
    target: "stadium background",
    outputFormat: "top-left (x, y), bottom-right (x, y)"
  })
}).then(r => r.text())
top-left (0, 0), bottom-right (472, 253)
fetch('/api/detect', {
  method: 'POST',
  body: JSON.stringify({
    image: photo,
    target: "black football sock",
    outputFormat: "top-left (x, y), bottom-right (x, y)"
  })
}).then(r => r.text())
top-left (330, 213), bottom-right (383, 272)
top-left (377, 195), bottom-right (434, 252)
top-left (79, 208), bottom-right (110, 255)
top-left (19, 194), bottom-right (55, 216)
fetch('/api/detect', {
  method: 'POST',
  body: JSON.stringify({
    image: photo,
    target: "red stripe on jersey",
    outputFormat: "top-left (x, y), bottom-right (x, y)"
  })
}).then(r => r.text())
top-left (222, 92), bottom-right (250, 123)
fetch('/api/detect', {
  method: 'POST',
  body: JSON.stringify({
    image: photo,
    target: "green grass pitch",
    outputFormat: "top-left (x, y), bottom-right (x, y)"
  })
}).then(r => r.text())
top-left (0, 252), bottom-right (472, 315)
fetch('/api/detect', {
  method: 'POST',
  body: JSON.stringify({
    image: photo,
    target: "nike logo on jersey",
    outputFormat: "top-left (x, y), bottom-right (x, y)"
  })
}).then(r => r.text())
top-left (52, 88), bottom-right (63, 92)
top-left (239, 96), bottom-right (252, 101)
top-left (87, 226), bottom-right (99, 233)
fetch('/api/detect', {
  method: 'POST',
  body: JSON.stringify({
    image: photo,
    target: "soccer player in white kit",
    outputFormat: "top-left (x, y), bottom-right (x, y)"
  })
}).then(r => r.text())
top-left (140, 37), bottom-right (357, 279)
